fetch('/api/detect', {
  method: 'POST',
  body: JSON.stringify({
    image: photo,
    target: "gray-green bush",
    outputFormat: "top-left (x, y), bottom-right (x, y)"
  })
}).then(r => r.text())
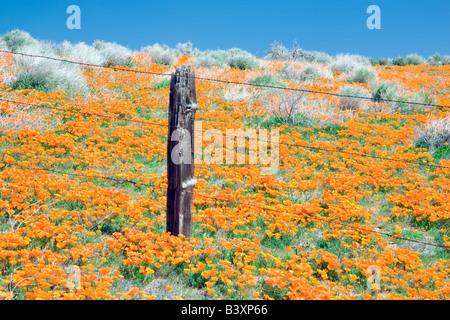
top-left (5, 42), bottom-right (88, 94)
top-left (193, 50), bottom-right (229, 68)
top-left (368, 57), bottom-right (378, 66)
top-left (348, 68), bottom-right (378, 84)
top-left (59, 41), bottom-right (107, 65)
top-left (261, 91), bottom-right (308, 126)
top-left (414, 117), bottom-right (450, 153)
top-left (0, 39), bottom-right (7, 51)
top-left (309, 51), bottom-right (333, 65)
top-left (227, 48), bottom-right (260, 70)
top-left (141, 44), bottom-right (178, 66)
top-left (405, 54), bottom-right (425, 65)
top-left (228, 55), bottom-right (259, 70)
top-left (248, 74), bottom-right (286, 88)
top-left (93, 40), bottom-right (133, 66)
top-left (371, 82), bottom-right (399, 102)
top-left (427, 53), bottom-right (450, 66)
top-left (175, 42), bottom-right (193, 55)
top-left (331, 54), bottom-right (371, 75)
top-left (264, 42), bottom-right (332, 64)
top-left (264, 42), bottom-right (292, 61)
top-left (392, 57), bottom-right (406, 66)
top-left (378, 57), bottom-right (392, 66)
top-left (1, 30), bottom-right (37, 52)
top-left (338, 86), bottom-right (371, 111)
top-left (280, 64), bottom-right (333, 83)
top-left (370, 81), bottom-right (437, 114)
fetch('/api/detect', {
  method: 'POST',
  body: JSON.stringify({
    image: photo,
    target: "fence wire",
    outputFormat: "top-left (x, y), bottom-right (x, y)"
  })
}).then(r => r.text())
top-left (1, 49), bottom-right (449, 252)
top-left (1, 49), bottom-right (449, 109)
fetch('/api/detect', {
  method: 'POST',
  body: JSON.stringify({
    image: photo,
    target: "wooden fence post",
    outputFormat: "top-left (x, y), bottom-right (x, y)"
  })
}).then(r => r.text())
top-left (166, 65), bottom-right (197, 238)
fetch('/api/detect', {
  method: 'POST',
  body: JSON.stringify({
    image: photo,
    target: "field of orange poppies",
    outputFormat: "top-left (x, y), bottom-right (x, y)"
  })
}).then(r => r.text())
top-left (1, 45), bottom-right (450, 300)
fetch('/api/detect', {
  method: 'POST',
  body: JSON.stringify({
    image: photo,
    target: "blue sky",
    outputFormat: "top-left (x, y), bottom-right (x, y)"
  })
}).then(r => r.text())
top-left (0, 0), bottom-right (448, 59)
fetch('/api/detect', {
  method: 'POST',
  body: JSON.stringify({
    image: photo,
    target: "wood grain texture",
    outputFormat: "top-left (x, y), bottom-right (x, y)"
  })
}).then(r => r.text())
top-left (166, 65), bottom-right (197, 238)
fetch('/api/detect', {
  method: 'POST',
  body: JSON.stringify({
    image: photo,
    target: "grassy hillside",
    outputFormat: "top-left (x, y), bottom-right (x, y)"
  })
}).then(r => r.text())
top-left (0, 30), bottom-right (450, 300)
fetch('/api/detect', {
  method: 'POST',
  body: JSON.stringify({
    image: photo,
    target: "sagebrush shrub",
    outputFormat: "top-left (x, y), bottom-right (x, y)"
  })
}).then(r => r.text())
top-left (248, 74), bottom-right (286, 88)
top-left (93, 40), bottom-right (133, 66)
top-left (194, 54), bottom-right (220, 68)
top-left (338, 86), bottom-right (371, 111)
top-left (175, 42), bottom-right (193, 55)
top-left (414, 117), bottom-right (450, 153)
top-left (227, 48), bottom-right (260, 70)
top-left (302, 66), bottom-right (317, 76)
top-left (405, 54), bottom-right (425, 65)
top-left (264, 42), bottom-right (298, 61)
top-left (368, 57), bottom-right (378, 66)
top-left (370, 81), bottom-right (401, 112)
top-left (309, 51), bottom-right (333, 65)
top-left (263, 91), bottom-right (307, 126)
top-left (141, 44), bottom-right (178, 66)
top-left (378, 57), bottom-right (391, 66)
top-left (370, 81), bottom-right (437, 114)
top-left (264, 41), bottom-right (315, 63)
top-left (313, 66), bottom-right (333, 79)
top-left (59, 41), bottom-right (107, 65)
top-left (302, 65), bottom-right (333, 81)
top-left (348, 68), bottom-right (378, 84)
top-left (289, 44), bottom-right (313, 62)
top-left (280, 64), bottom-right (332, 83)
top-left (0, 39), bottom-right (8, 50)
top-left (371, 82), bottom-right (398, 102)
top-left (392, 57), bottom-right (406, 66)
top-left (5, 42), bottom-right (88, 94)
top-left (1, 29), bottom-right (37, 51)
top-left (427, 53), bottom-right (450, 66)
top-left (331, 54), bottom-right (371, 75)
top-left (228, 55), bottom-right (259, 70)
top-left (193, 50), bottom-right (229, 68)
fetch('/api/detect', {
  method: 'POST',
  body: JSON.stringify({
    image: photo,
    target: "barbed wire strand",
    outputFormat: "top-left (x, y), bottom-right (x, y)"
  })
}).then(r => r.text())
top-left (2, 96), bottom-right (450, 171)
top-left (1, 50), bottom-right (450, 250)
top-left (1, 50), bottom-right (449, 109)
top-left (194, 193), bottom-right (450, 249)
top-left (2, 161), bottom-right (448, 249)
top-left (0, 97), bottom-right (170, 129)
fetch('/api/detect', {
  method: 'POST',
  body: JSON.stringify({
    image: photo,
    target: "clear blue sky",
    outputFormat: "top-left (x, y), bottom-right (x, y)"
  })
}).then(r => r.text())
top-left (0, 0), bottom-right (449, 59)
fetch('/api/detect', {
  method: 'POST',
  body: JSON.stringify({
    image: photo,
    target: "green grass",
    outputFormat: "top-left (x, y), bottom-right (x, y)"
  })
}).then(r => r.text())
top-left (433, 146), bottom-right (450, 161)
top-left (1, 53), bottom-right (449, 301)
top-left (151, 78), bottom-right (171, 91)
top-left (248, 74), bottom-right (286, 88)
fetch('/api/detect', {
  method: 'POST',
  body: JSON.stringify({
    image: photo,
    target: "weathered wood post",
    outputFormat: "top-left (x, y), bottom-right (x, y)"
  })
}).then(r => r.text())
top-left (166, 65), bottom-right (197, 238)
